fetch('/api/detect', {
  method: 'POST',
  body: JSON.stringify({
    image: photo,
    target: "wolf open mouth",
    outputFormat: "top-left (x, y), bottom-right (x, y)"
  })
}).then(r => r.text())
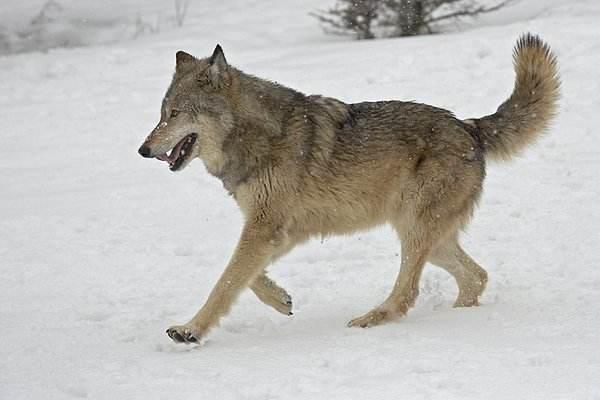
top-left (155, 133), bottom-right (197, 171)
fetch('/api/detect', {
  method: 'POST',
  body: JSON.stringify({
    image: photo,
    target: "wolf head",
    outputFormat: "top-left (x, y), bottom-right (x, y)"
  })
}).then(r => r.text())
top-left (138, 45), bottom-right (235, 173)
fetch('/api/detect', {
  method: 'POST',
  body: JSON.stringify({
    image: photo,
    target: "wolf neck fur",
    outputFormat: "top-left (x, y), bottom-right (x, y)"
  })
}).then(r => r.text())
top-left (215, 71), bottom-right (307, 193)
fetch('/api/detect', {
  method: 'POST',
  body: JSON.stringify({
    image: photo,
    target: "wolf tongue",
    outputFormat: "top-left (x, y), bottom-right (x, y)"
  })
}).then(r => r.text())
top-left (155, 137), bottom-right (186, 163)
top-left (168, 138), bottom-right (186, 162)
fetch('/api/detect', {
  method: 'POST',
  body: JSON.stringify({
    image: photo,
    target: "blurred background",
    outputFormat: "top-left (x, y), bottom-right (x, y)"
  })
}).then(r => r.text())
top-left (0, 0), bottom-right (575, 55)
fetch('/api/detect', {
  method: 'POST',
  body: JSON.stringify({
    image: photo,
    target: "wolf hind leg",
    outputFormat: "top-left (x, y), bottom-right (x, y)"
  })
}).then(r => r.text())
top-left (251, 273), bottom-right (293, 315)
top-left (347, 155), bottom-right (484, 328)
top-left (347, 223), bottom-right (434, 328)
top-left (428, 236), bottom-right (488, 307)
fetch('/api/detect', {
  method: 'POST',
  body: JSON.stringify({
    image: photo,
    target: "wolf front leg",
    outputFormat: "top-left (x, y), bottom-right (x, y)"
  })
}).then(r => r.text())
top-left (166, 220), bottom-right (288, 344)
top-left (251, 273), bottom-right (293, 316)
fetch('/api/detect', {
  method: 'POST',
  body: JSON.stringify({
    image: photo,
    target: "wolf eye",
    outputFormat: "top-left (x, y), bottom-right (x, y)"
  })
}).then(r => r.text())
top-left (170, 110), bottom-right (180, 118)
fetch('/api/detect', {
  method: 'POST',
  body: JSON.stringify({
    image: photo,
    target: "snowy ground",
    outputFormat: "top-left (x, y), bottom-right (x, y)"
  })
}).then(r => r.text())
top-left (1, 1), bottom-right (600, 399)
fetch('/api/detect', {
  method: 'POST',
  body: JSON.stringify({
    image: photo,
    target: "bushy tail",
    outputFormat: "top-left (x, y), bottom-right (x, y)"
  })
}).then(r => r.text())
top-left (470, 33), bottom-right (560, 161)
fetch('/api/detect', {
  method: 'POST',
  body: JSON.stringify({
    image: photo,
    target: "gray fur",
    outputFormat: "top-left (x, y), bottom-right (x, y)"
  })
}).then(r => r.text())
top-left (138, 33), bottom-right (560, 345)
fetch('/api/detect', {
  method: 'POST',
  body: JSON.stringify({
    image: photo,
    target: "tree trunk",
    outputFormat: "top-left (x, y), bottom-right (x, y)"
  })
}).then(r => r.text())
top-left (354, 0), bottom-right (378, 40)
top-left (395, 0), bottom-right (425, 36)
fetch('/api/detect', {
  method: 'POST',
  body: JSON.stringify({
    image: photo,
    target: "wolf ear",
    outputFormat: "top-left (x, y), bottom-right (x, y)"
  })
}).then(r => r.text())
top-left (175, 51), bottom-right (195, 72)
top-left (207, 44), bottom-right (228, 89)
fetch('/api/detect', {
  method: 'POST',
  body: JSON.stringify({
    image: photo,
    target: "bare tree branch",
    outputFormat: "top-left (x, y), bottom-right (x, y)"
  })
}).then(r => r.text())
top-left (425, 0), bottom-right (514, 24)
top-left (312, 0), bottom-right (515, 40)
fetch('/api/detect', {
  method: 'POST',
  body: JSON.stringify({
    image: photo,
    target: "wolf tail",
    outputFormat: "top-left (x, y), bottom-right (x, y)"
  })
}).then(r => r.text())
top-left (468, 33), bottom-right (560, 161)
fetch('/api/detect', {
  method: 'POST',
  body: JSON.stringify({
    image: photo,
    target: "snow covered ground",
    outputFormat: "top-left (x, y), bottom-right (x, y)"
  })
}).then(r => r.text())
top-left (1, 1), bottom-right (600, 399)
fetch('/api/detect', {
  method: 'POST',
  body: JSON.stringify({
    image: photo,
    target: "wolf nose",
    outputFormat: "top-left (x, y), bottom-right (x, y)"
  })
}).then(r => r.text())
top-left (138, 144), bottom-right (153, 158)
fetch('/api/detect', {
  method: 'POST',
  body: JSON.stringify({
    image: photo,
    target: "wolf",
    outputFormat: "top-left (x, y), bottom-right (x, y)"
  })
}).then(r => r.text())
top-left (138, 33), bottom-right (560, 344)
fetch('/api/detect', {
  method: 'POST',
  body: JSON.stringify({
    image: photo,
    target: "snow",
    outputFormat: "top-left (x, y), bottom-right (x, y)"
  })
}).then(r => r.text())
top-left (1, 0), bottom-right (599, 399)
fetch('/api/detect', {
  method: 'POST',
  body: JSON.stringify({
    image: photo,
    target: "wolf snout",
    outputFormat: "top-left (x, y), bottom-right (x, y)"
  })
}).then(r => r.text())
top-left (138, 144), bottom-right (153, 158)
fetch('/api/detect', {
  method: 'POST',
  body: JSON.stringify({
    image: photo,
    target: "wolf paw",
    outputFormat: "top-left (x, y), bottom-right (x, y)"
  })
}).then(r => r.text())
top-left (453, 296), bottom-right (480, 307)
top-left (166, 325), bottom-right (202, 344)
top-left (347, 308), bottom-right (395, 328)
top-left (253, 282), bottom-right (293, 316)
top-left (271, 291), bottom-right (293, 316)
top-left (454, 278), bottom-right (486, 307)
